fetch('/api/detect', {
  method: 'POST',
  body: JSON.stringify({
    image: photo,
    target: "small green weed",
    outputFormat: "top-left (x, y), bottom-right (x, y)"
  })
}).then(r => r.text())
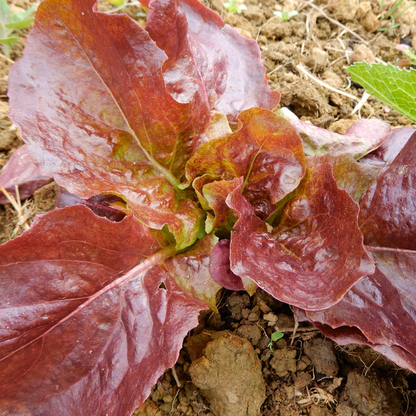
top-left (378, 0), bottom-right (416, 32)
top-left (0, 0), bottom-right (37, 58)
top-left (223, 0), bottom-right (247, 14)
top-left (267, 331), bottom-right (284, 355)
top-left (273, 10), bottom-right (298, 21)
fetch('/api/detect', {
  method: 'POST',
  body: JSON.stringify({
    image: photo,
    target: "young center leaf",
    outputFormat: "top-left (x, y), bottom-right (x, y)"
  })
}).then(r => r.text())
top-left (0, 206), bottom-right (208, 416)
top-left (295, 135), bottom-right (416, 373)
top-left (186, 108), bottom-right (306, 225)
top-left (8, 0), bottom-right (205, 249)
top-left (227, 164), bottom-right (375, 310)
top-left (347, 62), bottom-right (416, 124)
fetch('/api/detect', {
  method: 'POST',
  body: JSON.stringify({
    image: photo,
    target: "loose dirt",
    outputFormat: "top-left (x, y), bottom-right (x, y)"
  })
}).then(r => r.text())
top-left (1, 0), bottom-right (416, 415)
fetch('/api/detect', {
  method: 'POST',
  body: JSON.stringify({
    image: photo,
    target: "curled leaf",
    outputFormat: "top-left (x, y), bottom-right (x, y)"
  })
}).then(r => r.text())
top-left (360, 127), bottom-right (415, 168)
top-left (0, 145), bottom-right (51, 204)
top-left (186, 108), bottom-right (306, 222)
top-left (209, 239), bottom-right (244, 291)
top-left (55, 187), bottom-right (127, 222)
top-left (282, 114), bottom-right (391, 159)
top-left (227, 164), bottom-right (374, 310)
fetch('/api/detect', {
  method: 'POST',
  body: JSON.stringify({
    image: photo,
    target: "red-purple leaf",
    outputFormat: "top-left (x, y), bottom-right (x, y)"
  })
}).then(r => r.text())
top-left (209, 239), bottom-right (244, 291)
top-left (306, 153), bottom-right (382, 202)
top-left (8, 0), bottom-right (204, 249)
top-left (295, 250), bottom-right (416, 373)
top-left (186, 108), bottom-right (306, 222)
top-left (359, 133), bottom-right (416, 249)
top-left (287, 117), bottom-right (391, 159)
top-left (0, 206), bottom-right (206, 416)
top-left (55, 187), bottom-right (127, 222)
top-left (0, 145), bottom-right (51, 204)
top-left (227, 164), bottom-right (374, 310)
top-left (295, 138), bottom-right (416, 372)
top-left (164, 233), bottom-right (222, 310)
top-left (360, 127), bottom-right (415, 168)
top-left (144, 0), bottom-right (280, 124)
top-left (294, 305), bottom-right (416, 373)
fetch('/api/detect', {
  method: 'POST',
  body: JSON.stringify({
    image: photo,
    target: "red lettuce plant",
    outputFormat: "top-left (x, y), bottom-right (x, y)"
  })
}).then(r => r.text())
top-left (1, 0), bottom-right (416, 414)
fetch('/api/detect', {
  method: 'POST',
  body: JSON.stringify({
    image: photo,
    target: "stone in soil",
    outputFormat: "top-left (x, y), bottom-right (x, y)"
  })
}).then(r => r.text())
top-left (340, 369), bottom-right (401, 416)
top-left (304, 337), bottom-right (339, 377)
top-left (189, 332), bottom-right (265, 416)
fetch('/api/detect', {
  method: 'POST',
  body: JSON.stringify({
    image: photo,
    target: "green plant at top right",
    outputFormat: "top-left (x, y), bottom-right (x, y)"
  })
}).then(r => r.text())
top-left (347, 62), bottom-right (416, 124)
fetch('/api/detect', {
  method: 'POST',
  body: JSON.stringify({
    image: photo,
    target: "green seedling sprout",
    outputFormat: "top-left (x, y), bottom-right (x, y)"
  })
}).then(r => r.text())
top-left (267, 331), bottom-right (284, 355)
top-left (273, 10), bottom-right (298, 21)
top-left (223, 0), bottom-right (247, 14)
top-left (378, 0), bottom-right (416, 32)
top-left (0, 0), bottom-right (37, 58)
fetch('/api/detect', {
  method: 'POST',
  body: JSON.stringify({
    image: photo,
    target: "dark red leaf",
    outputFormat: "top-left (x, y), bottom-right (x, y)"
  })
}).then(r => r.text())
top-left (306, 153), bottom-right (382, 202)
top-left (359, 133), bottom-right (416, 250)
top-left (360, 127), bottom-right (415, 168)
top-left (296, 250), bottom-right (416, 373)
top-left (0, 206), bottom-right (206, 416)
top-left (295, 139), bottom-right (416, 373)
top-left (144, 0), bottom-right (280, 124)
top-left (8, 0), bottom-right (204, 249)
top-left (55, 187), bottom-right (127, 222)
top-left (294, 306), bottom-right (416, 373)
top-left (227, 164), bottom-right (374, 310)
top-left (0, 145), bottom-right (51, 204)
top-left (209, 239), bottom-right (244, 291)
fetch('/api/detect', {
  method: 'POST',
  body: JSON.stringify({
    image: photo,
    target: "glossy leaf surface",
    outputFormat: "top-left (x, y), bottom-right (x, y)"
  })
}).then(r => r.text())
top-left (144, 0), bottom-right (280, 123)
top-left (297, 250), bottom-right (416, 373)
top-left (360, 127), bottom-right (415, 168)
top-left (165, 233), bottom-right (222, 310)
top-left (288, 118), bottom-right (390, 159)
top-left (306, 153), bottom-right (381, 202)
top-left (359, 133), bottom-right (416, 249)
top-left (0, 206), bottom-right (206, 416)
top-left (209, 239), bottom-right (244, 291)
top-left (186, 108), bottom-right (306, 220)
top-left (296, 139), bottom-right (416, 373)
top-left (0, 145), bottom-right (51, 204)
top-left (8, 0), bottom-right (203, 249)
top-left (227, 164), bottom-right (374, 310)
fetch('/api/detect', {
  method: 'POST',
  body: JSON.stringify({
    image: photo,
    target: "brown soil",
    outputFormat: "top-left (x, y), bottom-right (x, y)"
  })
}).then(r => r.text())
top-left (1, 0), bottom-right (416, 415)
